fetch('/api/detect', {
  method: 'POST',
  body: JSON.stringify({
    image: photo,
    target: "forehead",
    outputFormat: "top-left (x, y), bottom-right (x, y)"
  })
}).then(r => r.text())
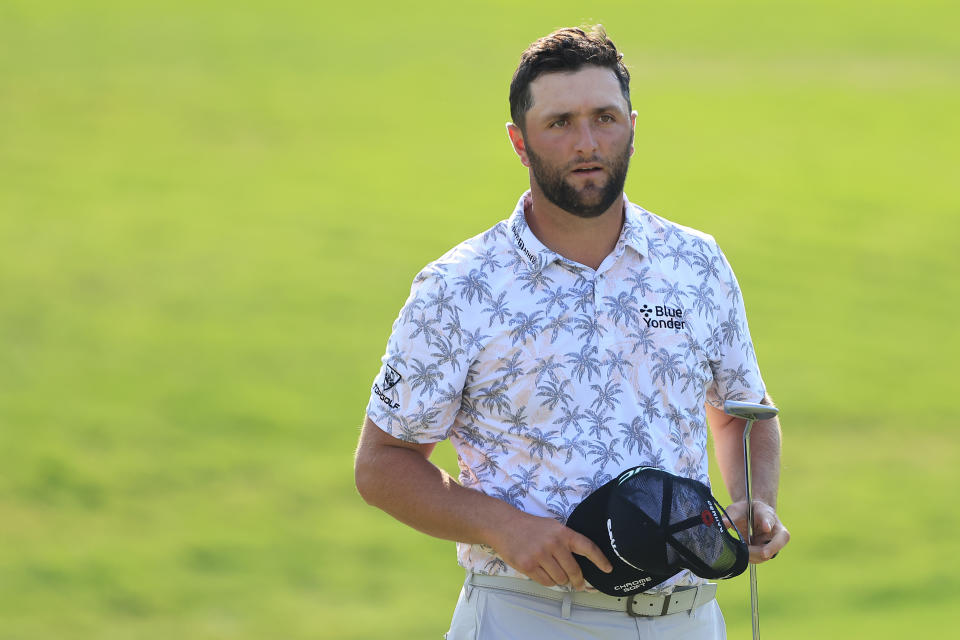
top-left (527, 66), bottom-right (628, 116)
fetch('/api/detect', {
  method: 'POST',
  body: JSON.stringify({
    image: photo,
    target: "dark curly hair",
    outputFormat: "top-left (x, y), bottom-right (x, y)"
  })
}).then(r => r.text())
top-left (509, 25), bottom-right (631, 132)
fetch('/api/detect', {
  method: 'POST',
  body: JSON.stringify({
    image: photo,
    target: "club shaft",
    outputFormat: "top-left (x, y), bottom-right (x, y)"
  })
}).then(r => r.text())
top-left (744, 418), bottom-right (760, 640)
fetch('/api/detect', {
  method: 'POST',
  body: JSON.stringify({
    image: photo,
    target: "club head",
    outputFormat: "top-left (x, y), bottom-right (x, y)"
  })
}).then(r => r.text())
top-left (723, 400), bottom-right (779, 422)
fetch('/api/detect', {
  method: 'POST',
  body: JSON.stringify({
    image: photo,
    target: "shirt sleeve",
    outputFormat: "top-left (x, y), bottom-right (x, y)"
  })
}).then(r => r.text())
top-left (365, 269), bottom-right (471, 443)
top-left (704, 245), bottom-right (767, 409)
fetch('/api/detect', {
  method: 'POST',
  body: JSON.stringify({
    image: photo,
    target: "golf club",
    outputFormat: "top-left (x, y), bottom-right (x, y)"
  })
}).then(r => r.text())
top-left (723, 400), bottom-right (779, 640)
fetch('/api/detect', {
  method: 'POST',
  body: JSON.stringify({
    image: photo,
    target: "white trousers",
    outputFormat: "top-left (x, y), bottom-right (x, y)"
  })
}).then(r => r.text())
top-left (445, 577), bottom-right (726, 640)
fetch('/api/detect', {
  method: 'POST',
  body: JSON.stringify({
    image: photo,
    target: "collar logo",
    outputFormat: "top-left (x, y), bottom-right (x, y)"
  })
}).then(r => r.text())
top-left (640, 304), bottom-right (687, 330)
top-left (511, 222), bottom-right (539, 266)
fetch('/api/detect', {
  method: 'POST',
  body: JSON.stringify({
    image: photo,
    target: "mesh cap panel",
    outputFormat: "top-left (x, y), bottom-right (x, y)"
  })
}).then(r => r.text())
top-left (567, 466), bottom-right (749, 595)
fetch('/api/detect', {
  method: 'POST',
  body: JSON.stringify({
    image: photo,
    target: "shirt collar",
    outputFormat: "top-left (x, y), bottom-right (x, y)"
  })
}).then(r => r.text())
top-left (506, 191), bottom-right (650, 269)
top-left (507, 191), bottom-right (559, 271)
top-left (620, 194), bottom-right (649, 258)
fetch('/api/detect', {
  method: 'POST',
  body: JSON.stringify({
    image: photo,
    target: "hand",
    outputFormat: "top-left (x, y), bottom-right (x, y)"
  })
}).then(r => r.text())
top-left (724, 500), bottom-right (790, 564)
top-left (486, 512), bottom-right (612, 590)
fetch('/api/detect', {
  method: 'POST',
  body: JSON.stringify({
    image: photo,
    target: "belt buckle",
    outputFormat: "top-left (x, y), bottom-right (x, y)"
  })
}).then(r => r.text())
top-left (626, 594), bottom-right (671, 617)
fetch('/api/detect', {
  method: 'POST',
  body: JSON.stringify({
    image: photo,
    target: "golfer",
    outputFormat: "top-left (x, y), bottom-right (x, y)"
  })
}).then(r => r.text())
top-left (354, 25), bottom-right (789, 639)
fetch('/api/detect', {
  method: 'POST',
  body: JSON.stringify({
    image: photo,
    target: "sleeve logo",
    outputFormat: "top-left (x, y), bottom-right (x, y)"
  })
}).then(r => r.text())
top-left (372, 365), bottom-right (403, 409)
top-left (382, 365), bottom-right (402, 391)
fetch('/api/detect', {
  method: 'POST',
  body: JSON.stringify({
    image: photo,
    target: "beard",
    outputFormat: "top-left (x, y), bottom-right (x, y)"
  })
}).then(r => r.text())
top-left (526, 134), bottom-right (632, 218)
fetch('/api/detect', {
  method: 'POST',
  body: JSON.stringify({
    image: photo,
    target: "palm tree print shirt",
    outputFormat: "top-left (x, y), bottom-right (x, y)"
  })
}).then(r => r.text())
top-left (367, 192), bottom-right (766, 590)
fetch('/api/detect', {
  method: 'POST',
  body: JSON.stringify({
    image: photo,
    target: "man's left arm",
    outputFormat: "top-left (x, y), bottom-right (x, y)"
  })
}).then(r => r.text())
top-left (706, 394), bottom-right (790, 564)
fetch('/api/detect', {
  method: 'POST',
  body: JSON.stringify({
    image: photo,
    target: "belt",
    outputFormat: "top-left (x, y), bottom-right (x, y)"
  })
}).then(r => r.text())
top-left (468, 574), bottom-right (717, 617)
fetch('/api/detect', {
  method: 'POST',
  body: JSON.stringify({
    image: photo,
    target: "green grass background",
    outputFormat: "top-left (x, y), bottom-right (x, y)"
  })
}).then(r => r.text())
top-left (2, 1), bottom-right (958, 638)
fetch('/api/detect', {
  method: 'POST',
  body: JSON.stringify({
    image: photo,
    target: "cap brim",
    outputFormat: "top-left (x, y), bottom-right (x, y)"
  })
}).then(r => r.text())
top-left (566, 477), bottom-right (670, 596)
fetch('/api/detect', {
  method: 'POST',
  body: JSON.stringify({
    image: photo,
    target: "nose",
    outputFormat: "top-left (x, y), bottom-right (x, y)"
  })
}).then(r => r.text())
top-left (572, 120), bottom-right (598, 154)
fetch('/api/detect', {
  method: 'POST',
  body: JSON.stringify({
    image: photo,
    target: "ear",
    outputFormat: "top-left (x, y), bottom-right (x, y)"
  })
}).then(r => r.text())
top-left (629, 110), bottom-right (638, 156)
top-left (506, 122), bottom-right (531, 167)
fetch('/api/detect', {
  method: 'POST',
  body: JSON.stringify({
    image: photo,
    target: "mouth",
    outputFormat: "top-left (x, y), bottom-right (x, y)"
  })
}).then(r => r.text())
top-left (571, 164), bottom-right (605, 177)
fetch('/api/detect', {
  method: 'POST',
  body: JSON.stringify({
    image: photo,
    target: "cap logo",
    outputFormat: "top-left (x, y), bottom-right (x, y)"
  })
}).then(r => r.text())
top-left (701, 509), bottom-right (715, 526)
top-left (614, 576), bottom-right (652, 592)
top-left (607, 518), bottom-right (644, 572)
top-left (617, 468), bottom-right (644, 485)
top-left (703, 503), bottom-right (723, 530)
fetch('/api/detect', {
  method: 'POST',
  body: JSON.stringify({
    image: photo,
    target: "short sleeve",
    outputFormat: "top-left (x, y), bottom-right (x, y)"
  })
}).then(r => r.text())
top-left (365, 270), bottom-right (471, 443)
top-left (704, 246), bottom-right (766, 408)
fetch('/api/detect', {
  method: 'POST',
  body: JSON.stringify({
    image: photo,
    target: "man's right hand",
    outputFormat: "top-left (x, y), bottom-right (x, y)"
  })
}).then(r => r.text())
top-left (486, 512), bottom-right (612, 591)
top-left (356, 416), bottom-right (612, 591)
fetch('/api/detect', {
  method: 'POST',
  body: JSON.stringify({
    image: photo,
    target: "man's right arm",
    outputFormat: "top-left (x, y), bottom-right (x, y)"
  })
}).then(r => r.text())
top-left (353, 415), bottom-right (611, 590)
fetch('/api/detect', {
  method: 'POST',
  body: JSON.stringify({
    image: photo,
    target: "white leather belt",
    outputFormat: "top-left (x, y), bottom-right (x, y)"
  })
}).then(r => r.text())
top-left (468, 574), bottom-right (717, 617)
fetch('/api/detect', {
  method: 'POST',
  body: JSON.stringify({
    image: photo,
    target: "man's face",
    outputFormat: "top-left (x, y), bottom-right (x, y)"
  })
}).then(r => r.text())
top-left (515, 66), bottom-right (636, 218)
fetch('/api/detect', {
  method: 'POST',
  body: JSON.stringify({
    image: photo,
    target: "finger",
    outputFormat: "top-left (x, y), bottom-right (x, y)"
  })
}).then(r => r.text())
top-left (760, 526), bottom-right (790, 560)
top-left (538, 556), bottom-right (571, 587)
top-left (529, 567), bottom-right (556, 587)
top-left (554, 550), bottom-right (587, 591)
top-left (747, 531), bottom-right (789, 563)
top-left (567, 530), bottom-right (613, 574)
top-left (748, 504), bottom-right (785, 545)
top-left (751, 502), bottom-right (777, 535)
top-left (748, 544), bottom-right (769, 564)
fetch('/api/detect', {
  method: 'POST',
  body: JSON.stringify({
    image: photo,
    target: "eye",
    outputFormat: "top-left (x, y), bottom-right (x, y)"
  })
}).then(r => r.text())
top-left (549, 119), bottom-right (567, 129)
top-left (598, 114), bottom-right (615, 124)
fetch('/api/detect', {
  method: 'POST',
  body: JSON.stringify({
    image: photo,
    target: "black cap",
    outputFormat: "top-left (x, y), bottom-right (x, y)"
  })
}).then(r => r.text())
top-left (566, 466), bottom-right (749, 596)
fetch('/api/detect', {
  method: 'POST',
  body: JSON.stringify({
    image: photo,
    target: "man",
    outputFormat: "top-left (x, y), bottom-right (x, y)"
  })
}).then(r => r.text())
top-left (354, 25), bottom-right (789, 639)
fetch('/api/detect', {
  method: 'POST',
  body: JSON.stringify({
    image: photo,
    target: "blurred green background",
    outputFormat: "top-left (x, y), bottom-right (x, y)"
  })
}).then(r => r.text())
top-left (1, 0), bottom-right (958, 638)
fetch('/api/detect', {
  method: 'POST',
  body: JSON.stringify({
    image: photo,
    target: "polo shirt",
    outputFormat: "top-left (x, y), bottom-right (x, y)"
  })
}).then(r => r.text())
top-left (366, 191), bottom-right (766, 589)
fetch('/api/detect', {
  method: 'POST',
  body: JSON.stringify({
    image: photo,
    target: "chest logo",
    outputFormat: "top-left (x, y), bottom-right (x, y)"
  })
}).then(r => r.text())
top-left (640, 304), bottom-right (687, 330)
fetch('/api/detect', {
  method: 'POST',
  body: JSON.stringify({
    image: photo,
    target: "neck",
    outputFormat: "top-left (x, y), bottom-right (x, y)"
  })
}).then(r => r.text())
top-left (524, 184), bottom-right (625, 271)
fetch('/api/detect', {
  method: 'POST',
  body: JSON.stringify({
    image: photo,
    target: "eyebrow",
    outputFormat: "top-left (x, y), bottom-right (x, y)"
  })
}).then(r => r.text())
top-left (540, 105), bottom-right (625, 122)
